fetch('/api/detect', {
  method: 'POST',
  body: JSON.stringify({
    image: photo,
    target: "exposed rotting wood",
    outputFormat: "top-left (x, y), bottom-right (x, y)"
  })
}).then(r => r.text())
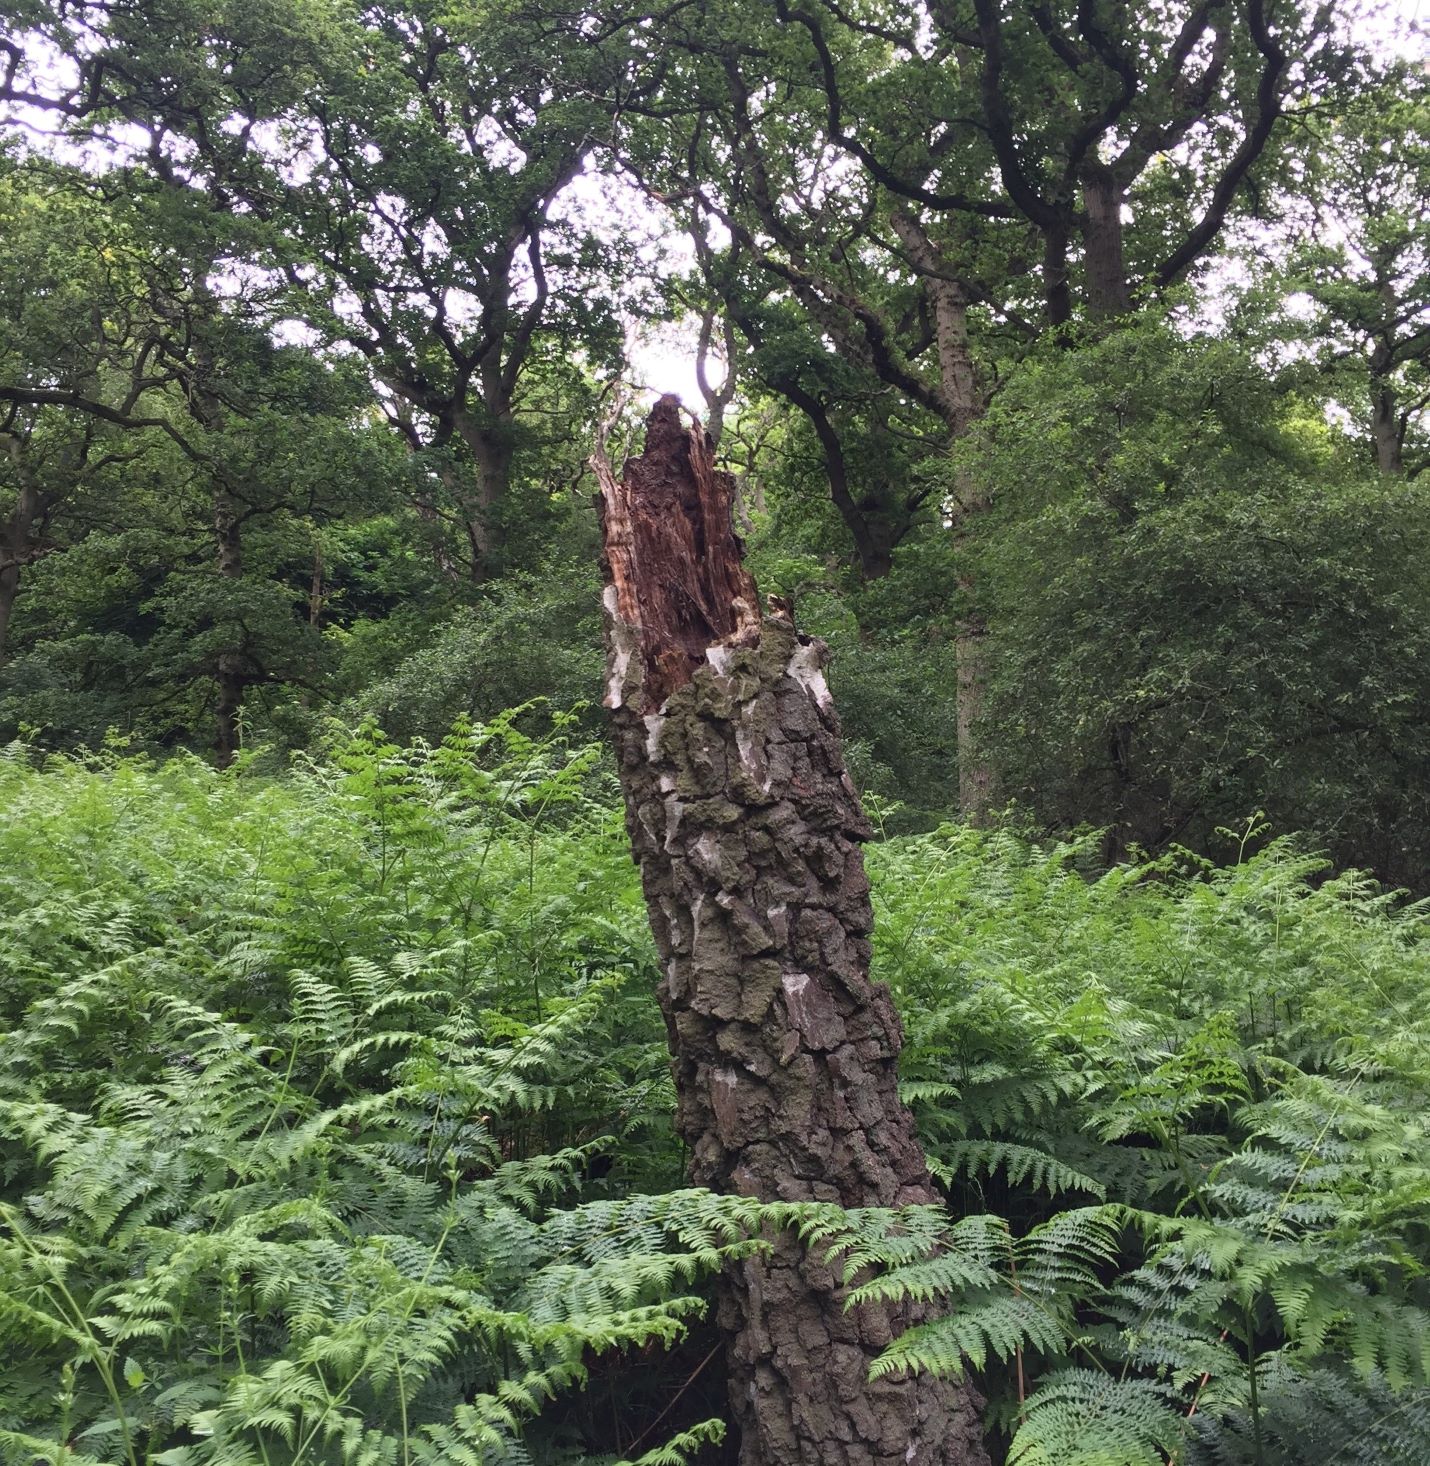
top-left (597, 395), bottom-right (762, 710)
top-left (596, 396), bottom-right (990, 1466)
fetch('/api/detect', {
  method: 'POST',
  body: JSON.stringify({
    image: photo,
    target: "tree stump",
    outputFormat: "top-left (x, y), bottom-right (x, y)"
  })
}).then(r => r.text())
top-left (595, 396), bottom-right (989, 1466)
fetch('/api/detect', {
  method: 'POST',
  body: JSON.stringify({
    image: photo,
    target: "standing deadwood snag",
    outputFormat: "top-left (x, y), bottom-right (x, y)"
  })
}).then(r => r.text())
top-left (594, 396), bottom-right (989, 1466)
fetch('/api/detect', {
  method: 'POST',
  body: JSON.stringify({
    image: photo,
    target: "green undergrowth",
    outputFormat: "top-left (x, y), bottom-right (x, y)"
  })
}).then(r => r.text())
top-left (2, 726), bottom-right (1428, 1465)
top-left (866, 826), bottom-right (1430, 1464)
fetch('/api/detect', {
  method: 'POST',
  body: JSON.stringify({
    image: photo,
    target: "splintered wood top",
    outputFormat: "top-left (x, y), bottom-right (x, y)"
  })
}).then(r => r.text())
top-left (597, 395), bottom-right (761, 709)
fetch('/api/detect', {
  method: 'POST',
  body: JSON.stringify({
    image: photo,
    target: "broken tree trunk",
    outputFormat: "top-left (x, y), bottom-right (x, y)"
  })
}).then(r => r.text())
top-left (595, 396), bottom-right (989, 1466)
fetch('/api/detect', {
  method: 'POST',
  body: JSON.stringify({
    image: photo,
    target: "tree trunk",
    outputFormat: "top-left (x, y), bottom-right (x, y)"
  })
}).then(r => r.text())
top-left (179, 287), bottom-right (250, 768)
top-left (0, 556), bottom-right (18, 669)
top-left (0, 471), bottom-right (43, 669)
top-left (780, 380), bottom-right (895, 580)
top-left (951, 470), bottom-right (993, 826)
top-left (1081, 166), bottom-right (1132, 320)
top-left (595, 397), bottom-right (989, 1466)
top-left (453, 408), bottom-right (514, 582)
top-left (928, 280), bottom-right (996, 823)
top-left (213, 487), bottom-right (245, 768)
top-left (955, 617), bottom-right (992, 824)
top-left (886, 216), bottom-right (995, 822)
top-left (1043, 221), bottom-right (1073, 328)
top-left (309, 538), bottom-right (325, 630)
top-left (1371, 382), bottom-right (1404, 474)
top-left (695, 306), bottom-right (739, 449)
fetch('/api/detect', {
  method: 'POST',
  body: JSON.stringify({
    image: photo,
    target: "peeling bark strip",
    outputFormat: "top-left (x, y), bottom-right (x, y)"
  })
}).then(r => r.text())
top-left (596, 397), bottom-right (989, 1466)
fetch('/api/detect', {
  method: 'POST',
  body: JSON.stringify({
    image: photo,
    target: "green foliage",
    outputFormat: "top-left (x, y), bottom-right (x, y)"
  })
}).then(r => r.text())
top-left (855, 824), bottom-right (1430, 1463)
top-left (3, 4), bottom-right (1428, 1455)
top-left (0, 724), bottom-right (748, 1464)
top-left (1266, 61), bottom-right (1430, 477)
top-left (6, 738), bottom-right (1428, 1462)
top-left (966, 318), bottom-right (1430, 882)
top-left (742, 516), bottom-right (963, 824)
top-left (341, 566), bottom-right (604, 746)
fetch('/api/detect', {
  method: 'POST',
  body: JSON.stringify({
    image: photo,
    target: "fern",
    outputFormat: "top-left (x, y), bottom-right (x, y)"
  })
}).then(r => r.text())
top-left (1187, 1361), bottom-right (1430, 1466)
top-left (865, 826), bottom-right (1430, 1460)
top-left (6, 737), bottom-right (1430, 1463)
top-left (1009, 1370), bottom-right (1183, 1466)
top-left (0, 728), bottom-right (720, 1464)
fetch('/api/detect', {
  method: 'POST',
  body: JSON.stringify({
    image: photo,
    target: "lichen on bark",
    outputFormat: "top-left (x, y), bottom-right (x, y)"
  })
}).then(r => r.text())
top-left (596, 396), bottom-right (989, 1466)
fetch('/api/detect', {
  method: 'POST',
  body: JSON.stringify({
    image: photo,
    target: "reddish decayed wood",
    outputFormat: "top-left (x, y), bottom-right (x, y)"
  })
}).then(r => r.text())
top-left (597, 399), bottom-right (990, 1466)
top-left (596, 394), bottom-right (760, 710)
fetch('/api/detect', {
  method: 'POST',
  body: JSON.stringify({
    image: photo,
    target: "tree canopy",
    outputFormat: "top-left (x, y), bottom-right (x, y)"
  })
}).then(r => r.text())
top-left (1, 0), bottom-right (1426, 862)
top-left (3, 2), bottom-right (1430, 1462)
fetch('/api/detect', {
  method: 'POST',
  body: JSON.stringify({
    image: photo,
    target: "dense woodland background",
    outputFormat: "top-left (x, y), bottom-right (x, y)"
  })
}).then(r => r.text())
top-left (2, 1), bottom-right (1430, 1463)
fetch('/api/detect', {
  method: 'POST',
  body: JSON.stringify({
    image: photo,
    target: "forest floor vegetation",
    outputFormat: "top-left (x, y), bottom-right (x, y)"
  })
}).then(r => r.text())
top-left (2, 722), bottom-right (1428, 1466)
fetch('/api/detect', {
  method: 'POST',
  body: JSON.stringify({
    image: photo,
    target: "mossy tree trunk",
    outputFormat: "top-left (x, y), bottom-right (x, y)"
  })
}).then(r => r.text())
top-left (595, 396), bottom-right (989, 1466)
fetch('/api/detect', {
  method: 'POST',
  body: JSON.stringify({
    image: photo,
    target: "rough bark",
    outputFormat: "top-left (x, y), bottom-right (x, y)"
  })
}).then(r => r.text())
top-left (1370, 380), bottom-right (1405, 476)
top-left (1081, 165), bottom-right (1132, 319)
top-left (0, 478), bottom-right (39, 668)
top-left (213, 486), bottom-right (246, 769)
top-left (0, 555), bottom-right (18, 668)
top-left (596, 397), bottom-right (989, 1466)
top-left (452, 407), bottom-right (514, 581)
